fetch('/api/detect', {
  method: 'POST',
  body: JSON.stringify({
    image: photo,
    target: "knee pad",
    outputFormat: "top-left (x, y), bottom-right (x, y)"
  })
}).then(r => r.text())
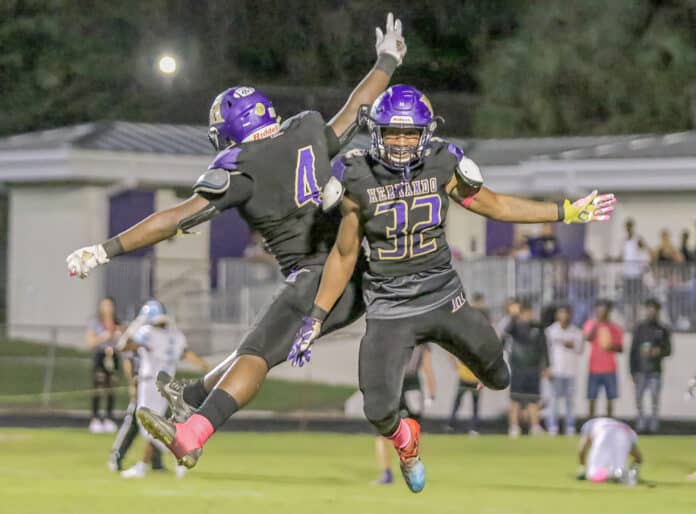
top-left (363, 398), bottom-right (400, 435)
top-left (481, 356), bottom-right (510, 391)
top-left (366, 411), bottom-right (401, 435)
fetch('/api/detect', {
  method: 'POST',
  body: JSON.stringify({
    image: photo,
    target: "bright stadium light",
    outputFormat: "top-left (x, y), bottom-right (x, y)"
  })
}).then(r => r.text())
top-left (158, 55), bottom-right (177, 75)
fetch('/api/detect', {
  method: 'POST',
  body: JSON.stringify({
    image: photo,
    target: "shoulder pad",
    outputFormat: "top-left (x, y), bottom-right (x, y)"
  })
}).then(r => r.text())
top-left (281, 110), bottom-right (324, 130)
top-left (193, 168), bottom-right (231, 195)
top-left (321, 176), bottom-right (345, 212)
top-left (446, 142), bottom-right (466, 161)
top-left (209, 147), bottom-right (243, 171)
top-left (455, 155), bottom-right (483, 189)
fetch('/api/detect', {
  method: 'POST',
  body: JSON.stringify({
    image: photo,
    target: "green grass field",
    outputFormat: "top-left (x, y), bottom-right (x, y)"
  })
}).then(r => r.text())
top-left (1, 429), bottom-right (695, 514)
top-left (0, 339), bottom-right (355, 412)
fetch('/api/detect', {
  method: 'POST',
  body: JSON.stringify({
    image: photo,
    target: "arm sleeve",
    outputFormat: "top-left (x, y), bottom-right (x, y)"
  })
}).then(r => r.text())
top-left (131, 327), bottom-right (150, 348)
top-left (539, 330), bottom-right (549, 368)
top-left (629, 329), bottom-right (639, 375)
top-left (324, 125), bottom-right (342, 158)
top-left (198, 173), bottom-right (254, 212)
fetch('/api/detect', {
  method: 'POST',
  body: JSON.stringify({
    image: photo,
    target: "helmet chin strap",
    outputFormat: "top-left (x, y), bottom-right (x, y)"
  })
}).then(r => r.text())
top-left (401, 163), bottom-right (412, 182)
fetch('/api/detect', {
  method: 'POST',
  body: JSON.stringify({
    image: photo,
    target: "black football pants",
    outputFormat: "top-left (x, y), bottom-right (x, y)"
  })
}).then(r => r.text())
top-left (236, 264), bottom-right (365, 368)
top-left (359, 300), bottom-right (509, 435)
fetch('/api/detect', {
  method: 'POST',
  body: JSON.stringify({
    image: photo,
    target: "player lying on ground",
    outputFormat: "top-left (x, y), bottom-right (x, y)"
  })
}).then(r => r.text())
top-left (66, 13), bottom-right (407, 469)
top-left (116, 300), bottom-right (209, 479)
top-left (577, 417), bottom-right (643, 485)
top-left (287, 84), bottom-right (616, 492)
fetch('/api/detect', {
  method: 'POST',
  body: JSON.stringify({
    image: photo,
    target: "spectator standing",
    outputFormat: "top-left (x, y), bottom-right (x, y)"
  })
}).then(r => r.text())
top-left (446, 358), bottom-right (481, 435)
top-left (630, 298), bottom-right (671, 433)
top-left (583, 299), bottom-right (624, 418)
top-left (680, 230), bottom-right (693, 262)
top-left (656, 229), bottom-right (684, 263)
top-left (470, 292), bottom-right (491, 322)
top-left (622, 219), bottom-right (652, 326)
top-left (545, 305), bottom-right (584, 436)
top-left (504, 301), bottom-right (550, 437)
top-left (86, 297), bottom-right (123, 434)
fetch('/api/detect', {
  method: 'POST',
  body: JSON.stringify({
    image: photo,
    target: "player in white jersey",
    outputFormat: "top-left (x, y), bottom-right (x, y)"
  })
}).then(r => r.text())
top-left (116, 300), bottom-right (209, 479)
top-left (578, 417), bottom-right (643, 485)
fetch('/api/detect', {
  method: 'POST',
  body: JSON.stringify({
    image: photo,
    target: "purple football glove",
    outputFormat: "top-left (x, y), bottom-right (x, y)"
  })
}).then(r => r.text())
top-left (288, 316), bottom-right (322, 367)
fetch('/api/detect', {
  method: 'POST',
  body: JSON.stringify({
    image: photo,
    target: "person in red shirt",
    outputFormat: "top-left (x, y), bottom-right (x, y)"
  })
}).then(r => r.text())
top-left (583, 299), bottom-right (624, 418)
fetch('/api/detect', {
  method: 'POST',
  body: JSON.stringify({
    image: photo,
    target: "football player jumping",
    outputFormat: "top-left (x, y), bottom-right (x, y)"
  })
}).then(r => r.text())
top-left (287, 84), bottom-right (617, 492)
top-left (66, 14), bottom-right (407, 468)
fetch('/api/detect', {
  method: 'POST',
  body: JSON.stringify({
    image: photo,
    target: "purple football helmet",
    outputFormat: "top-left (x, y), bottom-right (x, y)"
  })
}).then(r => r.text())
top-left (208, 86), bottom-right (280, 150)
top-left (366, 84), bottom-right (438, 172)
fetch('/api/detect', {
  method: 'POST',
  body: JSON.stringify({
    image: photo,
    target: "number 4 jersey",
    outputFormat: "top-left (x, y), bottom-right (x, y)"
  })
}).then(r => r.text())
top-left (333, 140), bottom-right (468, 319)
top-left (200, 111), bottom-right (342, 276)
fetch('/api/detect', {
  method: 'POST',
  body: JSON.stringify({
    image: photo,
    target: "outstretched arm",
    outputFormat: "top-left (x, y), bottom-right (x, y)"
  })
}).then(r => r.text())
top-left (67, 194), bottom-right (211, 278)
top-left (111, 195), bottom-right (211, 255)
top-left (328, 13), bottom-right (406, 142)
top-left (446, 175), bottom-right (616, 225)
top-left (287, 196), bottom-right (363, 367)
top-left (67, 172), bottom-right (254, 278)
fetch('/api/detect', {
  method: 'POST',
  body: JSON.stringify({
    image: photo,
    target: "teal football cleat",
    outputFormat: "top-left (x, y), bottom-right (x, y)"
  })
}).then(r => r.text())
top-left (395, 418), bottom-right (426, 493)
top-left (400, 457), bottom-right (426, 493)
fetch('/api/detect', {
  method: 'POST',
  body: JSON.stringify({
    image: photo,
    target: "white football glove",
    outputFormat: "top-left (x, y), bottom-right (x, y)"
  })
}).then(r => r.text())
top-left (375, 12), bottom-right (406, 65)
top-left (66, 244), bottom-right (109, 279)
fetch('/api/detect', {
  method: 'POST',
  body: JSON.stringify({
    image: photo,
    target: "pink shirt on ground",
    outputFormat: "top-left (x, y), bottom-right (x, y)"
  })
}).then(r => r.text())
top-left (583, 319), bottom-right (623, 374)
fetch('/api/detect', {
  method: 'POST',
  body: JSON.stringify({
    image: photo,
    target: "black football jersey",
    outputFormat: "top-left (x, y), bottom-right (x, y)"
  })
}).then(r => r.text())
top-left (335, 141), bottom-right (461, 277)
top-left (205, 111), bottom-right (341, 275)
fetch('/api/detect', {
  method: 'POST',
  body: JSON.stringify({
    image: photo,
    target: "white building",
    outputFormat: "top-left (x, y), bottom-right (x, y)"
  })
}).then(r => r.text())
top-left (0, 123), bottom-right (695, 344)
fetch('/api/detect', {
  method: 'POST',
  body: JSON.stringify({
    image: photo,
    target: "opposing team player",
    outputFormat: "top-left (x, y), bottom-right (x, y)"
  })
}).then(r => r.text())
top-left (288, 84), bottom-right (617, 492)
top-left (577, 417), bottom-right (643, 485)
top-left (66, 13), bottom-right (407, 469)
top-left (116, 300), bottom-right (208, 478)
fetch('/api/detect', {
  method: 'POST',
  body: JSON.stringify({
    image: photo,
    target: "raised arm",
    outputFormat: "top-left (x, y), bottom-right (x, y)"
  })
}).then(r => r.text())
top-left (287, 196), bottom-right (363, 367)
top-left (327, 13), bottom-right (406, 143)
top-left (446, 169), bottom-right (616, 224)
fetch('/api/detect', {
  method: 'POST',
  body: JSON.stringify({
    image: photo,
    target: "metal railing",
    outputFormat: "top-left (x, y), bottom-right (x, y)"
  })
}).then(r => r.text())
top-left (102, 256), bottom-right (696, 333)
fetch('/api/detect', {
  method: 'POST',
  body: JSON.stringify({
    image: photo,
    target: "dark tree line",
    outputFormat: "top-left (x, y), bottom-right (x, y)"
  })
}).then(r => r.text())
top-left (1, 0), bottom-right (694, 137)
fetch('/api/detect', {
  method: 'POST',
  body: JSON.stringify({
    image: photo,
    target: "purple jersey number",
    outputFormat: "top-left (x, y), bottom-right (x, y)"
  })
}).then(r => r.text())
top-left (374, 194), bottom-right (441, 261)
top-left (375, 200), bottom-right (409, 260)
top-left (411, 194), bottom-right (441, 257)
top-left (294, 146), bottom-right (320, 207)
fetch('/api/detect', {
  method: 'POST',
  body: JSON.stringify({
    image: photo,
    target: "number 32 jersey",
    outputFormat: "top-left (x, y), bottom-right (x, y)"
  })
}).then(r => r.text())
top-left (333, 140), bottom-right (468, 319)
top-left (202, 111), bottom-right (341, 276)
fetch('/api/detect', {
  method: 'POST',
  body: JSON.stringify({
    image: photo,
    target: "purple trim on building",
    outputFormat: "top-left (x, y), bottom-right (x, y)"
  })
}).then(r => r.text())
top-left (555, 223), bottom-right (586, 259)
top-left (209, 209), bottom-right (250, 288)
top-left (109, 190), bottom-right (154, 257)
top-left (485, 219), bottom-right (515, 256)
